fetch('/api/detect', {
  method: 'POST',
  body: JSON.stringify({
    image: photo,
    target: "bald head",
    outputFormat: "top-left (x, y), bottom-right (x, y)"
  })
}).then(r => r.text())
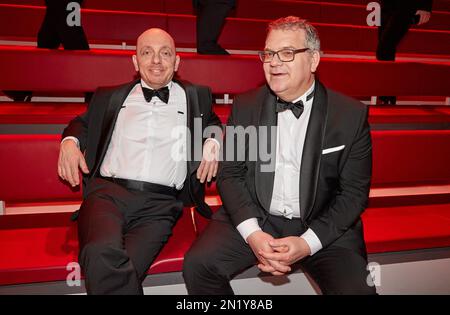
top-left (132, 28), bottom-right (180, 89)
top-left (136, 28), bottom-right (176, 52)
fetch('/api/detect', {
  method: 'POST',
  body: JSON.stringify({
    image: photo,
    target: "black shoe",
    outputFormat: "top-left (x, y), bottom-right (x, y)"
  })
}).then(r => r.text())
top-left (378, 96), bottom-right (396, 105)
top-left (3, 91), bottom-right (33, 102)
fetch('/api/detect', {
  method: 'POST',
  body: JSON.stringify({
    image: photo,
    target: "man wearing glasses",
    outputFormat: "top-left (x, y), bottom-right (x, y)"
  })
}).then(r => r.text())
top-left (183, 16), bottom-right (375, 295)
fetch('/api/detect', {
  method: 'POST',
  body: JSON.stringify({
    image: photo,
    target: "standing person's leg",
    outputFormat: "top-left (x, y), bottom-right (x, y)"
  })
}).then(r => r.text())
top-left (183, 210), bottom-right (260, 294)
top-left (376, 9), bottom-right (413, 105)
top-left (60, 25), bottom-right (89, 50)
top-left (37, 5), bottom-right (61, 49)
top-left (377, 8), bottom-right (395, 61)
top-left (77, 178), bottom-right (142, 295)
top-left (377, 11), bottom-right (412, 61)
top-left (195, 0), bottom-right (233, 54)
top-left (58, 0), bottom-right (89, 50)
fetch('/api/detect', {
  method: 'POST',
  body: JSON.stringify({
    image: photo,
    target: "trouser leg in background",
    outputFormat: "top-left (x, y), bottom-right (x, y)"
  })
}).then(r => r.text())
top-left (376, 8), bottom-right (413, 105)
top-left (195, 0), bottom-right (234, 54)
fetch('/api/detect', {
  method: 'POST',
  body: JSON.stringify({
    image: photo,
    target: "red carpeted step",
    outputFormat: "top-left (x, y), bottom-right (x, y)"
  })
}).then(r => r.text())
top-left (1, 128), bottom-right (450, 206)
top-left (1, 202), bottom-right (449, 286)
top-left (0, 209), bottom-right (198, 285)
top-left (3, 103), bottom-right (450, 126)
top-left (2, 1), bottom-right (448, 29)
top-left (362, 203), bottom-right (450, 253)
top-left (0, 134), bottom-right (82, 203)
top-left (0, 103), bottom-right (87, 124)
top-left (1, 4), bottom-right (449, 54)
top-left (371, 130), bottom-right (450, 187)
top-left (368, 106), bottom-right (450, 124)
top-left (0, 46), bottom-right (449, 97)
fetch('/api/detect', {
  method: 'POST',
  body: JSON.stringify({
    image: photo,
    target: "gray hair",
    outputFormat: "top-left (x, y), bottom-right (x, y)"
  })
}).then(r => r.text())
top-left (267, 16), bottom-right (321, 52)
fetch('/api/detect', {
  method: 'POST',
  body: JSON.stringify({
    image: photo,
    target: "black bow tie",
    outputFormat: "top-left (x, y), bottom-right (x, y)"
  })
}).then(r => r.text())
top-left (276, 99), bottom-right (304, 119)
top-left (142, 85), bottom-right (169, 104)
top-left (275, 90), bottom-right (314, 119)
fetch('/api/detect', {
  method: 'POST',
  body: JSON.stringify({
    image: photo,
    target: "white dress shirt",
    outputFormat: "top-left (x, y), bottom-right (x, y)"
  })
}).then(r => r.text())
top-left (99, 80), bottom-right (187, 189)
top-left (62, 80), bottom-right (188, 189)
top-left (236, 82), bottom-right (323, 255)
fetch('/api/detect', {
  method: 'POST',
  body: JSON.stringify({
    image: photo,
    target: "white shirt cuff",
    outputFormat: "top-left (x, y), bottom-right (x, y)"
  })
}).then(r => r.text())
top-left (205, 137), bottom-right (220, 151)
top-left (61, 136), bottom-right (80, 148)
top-left (300, 228), bottom-right (323, 256)
top-left (236, 218), bottom-right (261, 243)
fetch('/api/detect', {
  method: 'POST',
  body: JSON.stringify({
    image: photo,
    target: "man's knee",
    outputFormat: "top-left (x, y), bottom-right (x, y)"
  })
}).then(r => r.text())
top-left (318, 267), bottom-right (377, 295)
top-left (183, 244), bottom-right (233, 282)
top-left (79, 241), bottom-right (127, 270)
top-left (183, 246), bottom-right (213, 277)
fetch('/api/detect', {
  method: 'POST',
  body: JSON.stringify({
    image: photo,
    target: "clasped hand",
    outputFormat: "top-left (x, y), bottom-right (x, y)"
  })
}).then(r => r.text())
top-left (247, 231), bottom-right (311, 276)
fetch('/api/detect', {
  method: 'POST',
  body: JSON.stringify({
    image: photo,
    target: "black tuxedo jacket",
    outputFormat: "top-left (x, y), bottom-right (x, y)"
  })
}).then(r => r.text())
top-left (63, 79), bottom-right (221, 218)
top-left (217, 81), bottom-right (372, 255)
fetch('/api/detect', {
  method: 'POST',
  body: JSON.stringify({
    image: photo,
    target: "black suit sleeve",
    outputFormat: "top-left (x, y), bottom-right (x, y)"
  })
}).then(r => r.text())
top-left (309, 106), bottom-right (372, 249)
top-left (200, 86), bottom-right (222, 130)
top-left (217, 101), bottom-right (262, 227)
top-left (62, 88), bottom-right (100, 151)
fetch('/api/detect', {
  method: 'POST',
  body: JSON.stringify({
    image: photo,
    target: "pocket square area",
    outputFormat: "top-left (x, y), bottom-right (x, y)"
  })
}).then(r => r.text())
top-left (322, 145), bottom-right (345, 155)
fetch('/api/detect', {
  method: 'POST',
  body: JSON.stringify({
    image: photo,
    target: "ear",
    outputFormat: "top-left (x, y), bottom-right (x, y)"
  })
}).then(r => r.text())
top-left (174, 55), bottom-right (181, 72)
top-left (132, 55), bottom-right (139, 72)
top-left (310, 50), bottom-right (320, 73)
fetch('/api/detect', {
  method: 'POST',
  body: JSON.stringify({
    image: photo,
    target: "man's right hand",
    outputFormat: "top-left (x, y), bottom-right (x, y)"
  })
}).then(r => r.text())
top-left (58, 139), bottom-right (89, 187)
top-left (247, 230), bottom-right (291, 276)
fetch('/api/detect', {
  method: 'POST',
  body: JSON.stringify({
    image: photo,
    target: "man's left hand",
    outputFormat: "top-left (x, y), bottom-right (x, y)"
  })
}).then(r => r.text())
top-left (258, 236), bottom-right (311, 270)
top-left (197, 139), bottom-right (219, 183)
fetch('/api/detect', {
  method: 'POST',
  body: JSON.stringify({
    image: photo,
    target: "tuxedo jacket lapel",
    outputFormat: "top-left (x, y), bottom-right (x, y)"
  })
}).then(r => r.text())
top-left (177, 80), bottom-right (201, 174)
top-left (254, 83), bottom-right (329, 217)
top-left (91, 79), bottom-right (139, 176)
top-left (300, 81), bottom-right (328, 219)
top-left (255, 86), bottom-right (278, 212)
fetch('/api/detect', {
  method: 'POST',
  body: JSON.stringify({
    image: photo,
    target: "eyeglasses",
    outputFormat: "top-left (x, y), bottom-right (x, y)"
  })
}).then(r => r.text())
top-left (258, 48), bottom-right (310, 63)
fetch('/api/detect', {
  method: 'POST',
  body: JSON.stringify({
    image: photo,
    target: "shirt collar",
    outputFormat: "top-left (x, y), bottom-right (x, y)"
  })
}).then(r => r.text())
top-left (291, 80), bottom-right (315, 104)
top-left (140, 79), bottom-right (173, 90)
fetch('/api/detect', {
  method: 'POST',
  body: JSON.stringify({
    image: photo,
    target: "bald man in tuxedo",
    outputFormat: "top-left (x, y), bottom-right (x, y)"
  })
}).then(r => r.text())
top-left (58, 28), bottom-right (221, 294)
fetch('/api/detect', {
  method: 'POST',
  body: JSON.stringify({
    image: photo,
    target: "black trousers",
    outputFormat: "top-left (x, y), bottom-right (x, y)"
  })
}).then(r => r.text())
top-left (183, 212), bottom-right (377, 295)
top-left (376, 8), bottom-right (415, 61)
top-left (194, 0), bottom-right (234, 53)
top-left (376, 7), bottom-right (415, 104)
top-left (37, 0), bottom-right (89, 50)
top-left (77, 177), bottom-right (183, 295)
